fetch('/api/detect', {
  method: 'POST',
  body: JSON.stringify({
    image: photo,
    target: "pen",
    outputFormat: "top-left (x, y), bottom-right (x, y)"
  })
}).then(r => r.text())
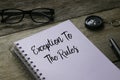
top-left (109, 38), bottom-right (120, 59)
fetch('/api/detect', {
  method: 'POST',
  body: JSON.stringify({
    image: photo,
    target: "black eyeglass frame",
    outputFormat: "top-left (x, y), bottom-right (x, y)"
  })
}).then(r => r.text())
top-left (0, 8), bottom-right (55, 24)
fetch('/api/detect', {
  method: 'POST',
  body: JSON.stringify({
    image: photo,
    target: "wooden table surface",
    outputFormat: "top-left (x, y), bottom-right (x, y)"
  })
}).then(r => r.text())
top-left (0, 0), bottom-right (120, 36)
top-left (0, 8), bottom-right (120, 80)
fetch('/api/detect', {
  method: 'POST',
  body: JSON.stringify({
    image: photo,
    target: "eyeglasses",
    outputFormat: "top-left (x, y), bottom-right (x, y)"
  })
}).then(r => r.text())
top-left (0, 8), bottom-right (54, 24)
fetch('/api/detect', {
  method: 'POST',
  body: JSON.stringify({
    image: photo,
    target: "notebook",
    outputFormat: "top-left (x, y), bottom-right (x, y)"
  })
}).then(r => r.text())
top-left (12, 20), bottom-right (120, 80)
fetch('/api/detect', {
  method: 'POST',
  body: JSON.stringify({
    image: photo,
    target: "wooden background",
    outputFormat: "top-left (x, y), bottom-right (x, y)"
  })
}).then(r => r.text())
top-left (0, 0), bottom-right (120, 80)
top-left (0, 0), bottom-right (120, 36)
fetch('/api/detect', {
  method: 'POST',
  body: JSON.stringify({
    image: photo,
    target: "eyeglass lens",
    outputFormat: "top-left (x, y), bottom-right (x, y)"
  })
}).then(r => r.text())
top-left (31, 9), bottom-right (52, 23)
top-left (3, 9), bottom-right (23, 24)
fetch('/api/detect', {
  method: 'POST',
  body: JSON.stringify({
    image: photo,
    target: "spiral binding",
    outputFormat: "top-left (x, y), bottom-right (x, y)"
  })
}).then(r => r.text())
top-left (16, 43), bottom-right (46, 80)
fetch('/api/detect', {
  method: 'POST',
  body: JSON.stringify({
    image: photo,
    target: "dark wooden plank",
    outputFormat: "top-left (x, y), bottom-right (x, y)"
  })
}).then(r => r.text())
top-left (0, 0), bottom-right (120, 36)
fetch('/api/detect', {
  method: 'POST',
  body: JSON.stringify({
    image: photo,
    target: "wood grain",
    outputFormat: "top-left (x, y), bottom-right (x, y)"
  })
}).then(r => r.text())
top-left (0, 0), bottom-right (120, 36)
top-left (0, 8), bottom-right (120, 80)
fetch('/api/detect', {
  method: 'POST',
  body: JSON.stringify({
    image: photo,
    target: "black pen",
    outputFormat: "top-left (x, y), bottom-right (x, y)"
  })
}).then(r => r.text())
top-left (109, 38), bottom-right (120, 59)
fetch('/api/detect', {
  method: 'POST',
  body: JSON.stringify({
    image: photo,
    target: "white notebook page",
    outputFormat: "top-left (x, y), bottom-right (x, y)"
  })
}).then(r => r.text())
top-left (15, 20), bottom-right (120, 80)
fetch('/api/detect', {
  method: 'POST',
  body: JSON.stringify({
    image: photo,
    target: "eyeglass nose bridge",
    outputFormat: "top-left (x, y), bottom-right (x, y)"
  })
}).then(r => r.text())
top-left (21, 11), bottom-right (33, 23)
top-left (23, 10), bottom-right (32, 14)
top-left (22, 10), bottom-right (32, 20)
